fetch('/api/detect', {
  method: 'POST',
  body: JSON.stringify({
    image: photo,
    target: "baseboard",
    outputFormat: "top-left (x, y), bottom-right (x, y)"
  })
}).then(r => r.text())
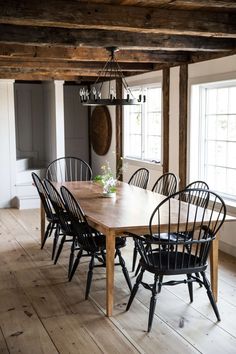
top-left (0, 201), bottom-right (11, 208)
top-left (219, 240), bottom-right (236, 258)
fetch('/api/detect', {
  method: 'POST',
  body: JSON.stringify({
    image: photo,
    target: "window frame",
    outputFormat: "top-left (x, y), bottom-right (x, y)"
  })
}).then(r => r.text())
top-left (189, 78), bottom-right (236, 202)
top-left (123, 82), bottom-right (162, 165)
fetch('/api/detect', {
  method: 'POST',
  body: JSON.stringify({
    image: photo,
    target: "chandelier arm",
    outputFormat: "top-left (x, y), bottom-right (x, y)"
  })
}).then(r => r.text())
top-left (114, 57), bottom-right (135, 98)
top-left (93, 58), bottom-right (111, 86)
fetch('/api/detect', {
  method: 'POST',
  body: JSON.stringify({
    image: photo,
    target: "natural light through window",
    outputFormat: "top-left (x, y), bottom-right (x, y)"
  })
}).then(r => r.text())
top-left (124, 84), bottom-right (162, 163)
top-left (190, 80), bottom-right (236, 200)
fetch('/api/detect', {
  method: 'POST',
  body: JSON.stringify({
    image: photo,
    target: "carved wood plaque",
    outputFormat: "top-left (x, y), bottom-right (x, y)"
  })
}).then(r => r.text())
top-left (90, 106), bottom-right (112, 156)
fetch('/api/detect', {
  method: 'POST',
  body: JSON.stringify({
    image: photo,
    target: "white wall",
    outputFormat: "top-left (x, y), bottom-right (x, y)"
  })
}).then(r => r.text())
top-left (43, 81), bottom-right (65, 165)
top-left (64, 85), bottom-right (89, 162)
top-left (0, 80), bottom-right (16, 207)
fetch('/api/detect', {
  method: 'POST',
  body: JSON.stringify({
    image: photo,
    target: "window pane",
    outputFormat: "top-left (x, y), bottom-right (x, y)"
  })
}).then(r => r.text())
top-left (128, 135), bottom-right (142, 158)
top-left (206, 114), bottom-right (216, 140)
top-left (229, 87), bottom-right (236, 114)
top-left (215, 141), bottom-right (227, 167)
top-left (216, 87), bottom-right (228, 114)
top-left (216, 115), bottom-right (227, 140)
top-left (205, 165), bottom-right (216, 187)
top-left (206, 141), bottom-right (216, 165)
top-left (228, 115), bottom-right (236, 141)
top-left (215, 167), bottom-right (227, 193)
top-left (206, 88), bottom-right (217, 114)
top-left (145, 136), bottom-right (161, 161)
top-left (147, 87), bottom-right (161, 112)
top-left (146, 112), bottom-right (161, 135)
top-left (226, 169), bottom-right (236, 196)
top-left (227, 142), bottom-right (236, 168)
top-left (129, 112), bottom-right (141, 134)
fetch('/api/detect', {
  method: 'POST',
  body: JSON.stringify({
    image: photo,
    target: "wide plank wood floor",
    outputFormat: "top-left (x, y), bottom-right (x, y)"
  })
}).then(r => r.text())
top-left (0, 208), bottom-right (236, 353)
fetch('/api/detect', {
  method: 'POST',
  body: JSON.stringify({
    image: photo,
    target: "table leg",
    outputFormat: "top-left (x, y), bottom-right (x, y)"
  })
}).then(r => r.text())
top-left (106, 230), bottom-right (116, 317)
top-left (210, 234), bottom-right (219, 302)
top-left (40, 201), bottom-right (45, 247)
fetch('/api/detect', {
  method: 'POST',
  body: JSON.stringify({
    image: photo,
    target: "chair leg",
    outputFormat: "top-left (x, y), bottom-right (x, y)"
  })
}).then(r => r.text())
top-left (116, 248), bottom-right (132, 292)
top-left (187, 274), bottom-right (193, 302)
top-left (85, 254), bottom-right (95, 300)
top-left (68, 238), bottom-right (77, 278)
top-left (158, 275), bottom-right (163, 293)
top-left (134, 262), bottom-right (141, 277)
top-left (201, 271), bottom-right (221, 321)
top-left (132, 240), bottom-right (138, 272)
top-left (195, 272), bottom-right (203, 287)
top-left (148, 274), bottom-right (158, 332)
top-left (101, 249), bottom-right (106, 264)
top-left (54, 234), bottom-right (66, 264)
top-left (41, 222), bottom-right (52, 249)
top-left (126, 268), bottom-right (145, 311)
top-left (48, 221), bottom-right (56, 238)
top-left (69, 249), bottom-right (83, 281)
top-left (52, 224), bottom-right (60, 260)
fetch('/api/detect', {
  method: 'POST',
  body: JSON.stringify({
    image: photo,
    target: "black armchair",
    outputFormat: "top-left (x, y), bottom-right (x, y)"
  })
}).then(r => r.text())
top-left (126, 188), bottom-right (226, 332)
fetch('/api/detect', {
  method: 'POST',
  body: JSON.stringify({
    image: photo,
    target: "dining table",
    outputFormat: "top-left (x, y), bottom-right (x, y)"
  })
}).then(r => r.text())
top-left (40, 180), bottom-right (234, 317)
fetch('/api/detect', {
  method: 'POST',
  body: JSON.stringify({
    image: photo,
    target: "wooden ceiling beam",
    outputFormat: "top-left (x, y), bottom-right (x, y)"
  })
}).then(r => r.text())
top-left (0, 67), bottom-right (148, 79)
top-left (1, 25), bottom-right (236, 51)
top-left (0, 58), bottom-right (153, 72)
top-left (0, 44), bottom-right (191, 63)
top-left (0, 1), bottom-right (236, 38)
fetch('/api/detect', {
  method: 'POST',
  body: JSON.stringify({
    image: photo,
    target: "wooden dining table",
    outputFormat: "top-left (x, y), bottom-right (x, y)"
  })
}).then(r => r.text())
top-left (40, 180), bottom-right (234, 317)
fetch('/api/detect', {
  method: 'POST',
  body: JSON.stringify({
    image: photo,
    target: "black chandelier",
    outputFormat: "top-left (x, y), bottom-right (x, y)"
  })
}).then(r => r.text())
top-left (79, 47), bottom-right (146, 106)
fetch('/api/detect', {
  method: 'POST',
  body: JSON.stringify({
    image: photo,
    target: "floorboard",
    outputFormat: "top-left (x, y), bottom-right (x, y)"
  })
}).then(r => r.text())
top-left (0, 208), bottom-right (236, 354)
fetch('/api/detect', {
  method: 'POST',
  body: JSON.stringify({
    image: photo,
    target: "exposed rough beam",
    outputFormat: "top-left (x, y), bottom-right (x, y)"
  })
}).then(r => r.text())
top-left (117, 0), bottom-right (236, 9)
top-left (0, 1), bottom-right (236, 38)
top-left (0, 58), bottom-right (153, 72)
top-left (0, 67), bottom-right (148, 79)
top-left (1, 25), bottom-right (236, 51)
top-left (0, 72), bottom-right (80, 80)
top-left (190, 49), bottom-right (236, 63)
top-left (0, 44), bottom-right (191, 63)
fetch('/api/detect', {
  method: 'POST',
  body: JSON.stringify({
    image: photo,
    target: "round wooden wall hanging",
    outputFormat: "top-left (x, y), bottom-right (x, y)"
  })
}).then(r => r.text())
top-left (90, 106), bottom-right (112, 155)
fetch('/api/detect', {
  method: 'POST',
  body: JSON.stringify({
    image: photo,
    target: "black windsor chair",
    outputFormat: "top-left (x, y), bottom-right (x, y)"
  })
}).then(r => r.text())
top-left (46, 156), bottom-right (92, 182)
top-left (128, 168), bottom-right (150, 189)
top-left (126, 188), bottom-right (226, 332)
top-left (60, 186), bottom-right (132, 299)
top-left (152, 172), bottom-right (178, 195)
top-left (44, 179), bottom-right (76, 276)
top-left (132, 172), bottom-right (179, 273)
top-left (32, 172), bottom-right (60, 260)
top-left (127, 168), bottom-right (150, 272)
top-left (185, 181), bottom-right (209, 207)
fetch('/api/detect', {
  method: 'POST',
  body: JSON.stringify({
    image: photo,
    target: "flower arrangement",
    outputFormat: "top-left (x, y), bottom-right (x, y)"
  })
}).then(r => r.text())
top-left (94, 161), bottom-right (117, 196)
top-left (94, 158), bottom-right (127, 197)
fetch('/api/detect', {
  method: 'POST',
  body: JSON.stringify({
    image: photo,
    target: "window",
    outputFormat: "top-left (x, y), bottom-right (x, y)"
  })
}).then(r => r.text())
top-left (189, 80), bottom-right (236, 200)
top-left (124, 84), bottom-right (162, 163)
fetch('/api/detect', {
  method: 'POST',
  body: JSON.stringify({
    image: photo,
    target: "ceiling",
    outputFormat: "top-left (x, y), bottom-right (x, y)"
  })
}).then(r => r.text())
top-left (0, 0), bottom-right (236, 82)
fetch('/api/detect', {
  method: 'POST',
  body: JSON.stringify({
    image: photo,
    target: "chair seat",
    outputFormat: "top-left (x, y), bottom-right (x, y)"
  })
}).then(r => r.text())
top-left (140, 251), bottom-right (207, 275)
top-left (148, 232), bottom-right (191, 242)
top-left (82, 234), bottom-right (126, 252)
top-left (47, 213), bottom-right (59, 223)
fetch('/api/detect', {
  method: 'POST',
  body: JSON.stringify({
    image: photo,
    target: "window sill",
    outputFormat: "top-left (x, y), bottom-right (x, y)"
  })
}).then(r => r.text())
top-left (223, 199), bottom-right (236, 216)
top-left (124, 157), bottom-right (162, 171)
